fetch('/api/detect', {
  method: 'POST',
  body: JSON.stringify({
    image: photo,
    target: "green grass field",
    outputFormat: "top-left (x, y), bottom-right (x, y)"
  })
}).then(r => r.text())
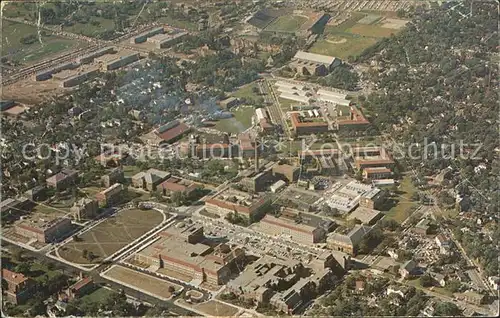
top-left (214, 105), bottom-right (255, 134)
top-left (63, 17), bottom-right (116, 38)
top-left (348, 24), bottom-right (398, 38)
top-left (2, 21), bottom-right (77, 64)
top-left (232, 82), bottom-right (260, 100)
top-left (310, 12), bottom-right (405, 60)
top-left (157, 16), bottom-right (197, 31)
top-left (80, 287), bottom-right (116, 304)
top-left (385, 176), bottom-right (418, 223)
top-left (309, 34), bottom-right (378, 59)
top-left (265, 15), bottom-right (308, 33)
top-left (58, 208), bottom-right (163, 264)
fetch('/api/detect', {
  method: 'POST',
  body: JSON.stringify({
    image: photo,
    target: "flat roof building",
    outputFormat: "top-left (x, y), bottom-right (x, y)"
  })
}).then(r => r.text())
top-left (289, 112), bottom-right (329, 136)
top-left (134, 223), bottom-right (244, 286)
top-left (347, 207), bottom-right (383, 225)
top-left (15, 216), bottom-right (72, 243)
top-left (291, 51), bottom-right (341, 76)
top-left (327, 225), bottom-right (372, 256)
top-left (257, 214), bottom-right (326, 244)
top-left (204, 186), bottom-right (270, 220)
top-left (132, 169), bottom-right (171, 191)
top-left (155, 120), bottom-right (191, 144)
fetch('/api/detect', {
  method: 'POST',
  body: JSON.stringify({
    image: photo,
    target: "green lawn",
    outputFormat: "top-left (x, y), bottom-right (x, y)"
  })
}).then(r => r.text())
top-left (80, 287), bottom-right (116, 304)
top-left (348, 24), bottom-right (398, 38)
top-left (33, 203), bottom-right (70, 215)
top-left (157, 16), bottom-right (197, 31)
top-left (309, 35), bottom-right (378, 59)
top-left (215, 105), bottom-right (255, 134)
top-left (232, 82), bottom-right (260, 100)
top-left (325, 12), bottom-right (366, 33)
top-left (405, 278), bottom-right (454, 297)
top-left (30, 262), bottom-right (62, 282)
top-left (265, 15), bottom-right (308, 33)
top-left (279, 97), bottom-right (300, 111)
top-left (2, 21), bottom-right (77, 64)
top-left (63, 17), bottom-right (116, 38)
top-left (384, 176), bottom-right (418, 223)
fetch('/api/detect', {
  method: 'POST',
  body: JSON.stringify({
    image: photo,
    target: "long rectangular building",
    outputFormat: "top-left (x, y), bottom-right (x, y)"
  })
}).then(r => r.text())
top-left (289, 112), bottom-right (329, 136)
top-left (15, 216), bottom-right (72, 243)
top-left (204, 186), bottom-right (270, 220)
top-left (257, 214), bottom-right (326, 244)
top-left (130, 27), bottom-right (164, 44)
top-left (291, 51), bottom-right (341, 76)
top-left (134, 223), bottom-right (244, 286)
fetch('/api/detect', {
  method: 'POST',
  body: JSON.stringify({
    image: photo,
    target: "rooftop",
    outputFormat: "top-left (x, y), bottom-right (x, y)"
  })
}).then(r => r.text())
top-left (155, 121), bottom-right (191, 143)
top-left (327, 225), bottom-right (372, 247)
top-left (290, 112), bottom-right (328, 128)
top-left (2, 268), bottom-right (29, 285)
top-left (293, 51), bottom-right (337, 66)
top-left (17, 216), bottom-right (70, 233)
top-left (347, 207), bottom-right (382, 224)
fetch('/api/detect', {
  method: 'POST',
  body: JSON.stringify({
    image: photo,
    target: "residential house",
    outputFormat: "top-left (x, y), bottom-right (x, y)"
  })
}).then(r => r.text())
top-left (399, 260), bottom-right (418, 279)
top-left (435, 234), bottom-right (453, 255)
top-left (430, 272), bottom-right (446, 287)
top-left (65, 276), bottom-right (94, 300)
top-left (488, 276), bottom-right (500, 291)
top-left (462, 291), bottom-right (486, 305)
top-left (1, 268), bottom-right (35, 304)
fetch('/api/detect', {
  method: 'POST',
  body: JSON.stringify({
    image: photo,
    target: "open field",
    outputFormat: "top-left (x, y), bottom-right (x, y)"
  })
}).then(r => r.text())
top-left (357, 14), bottom-right (382, 24)
top-left (178, 299), bottom-right (239, 316)
top-left (348, 24), bottom-right (398, 38)
top-left (385, 176), bottom-right (418, 223)
top-left (232, 82), bottom-right (260, 100)
top-left (214, 105), bottom-right (254, 134)
top-left (63, 17), bottom-right (116, 38)
top-left (381, 18), bottom-right (409, 29)
top-left (58, 208), bottom-right (164, 264)
top-left (309, 35), bottom-right (378, 59)
top-left (80, 287), bottom-right (116, 304)
top-left (265, 15), bottom-right (308, 33)
top-left (157, 16), bottom-right (197, 31)
top-left (103, 265), bottom-right (182, 300)
top-left (2, 21), bottom-right (78, 65)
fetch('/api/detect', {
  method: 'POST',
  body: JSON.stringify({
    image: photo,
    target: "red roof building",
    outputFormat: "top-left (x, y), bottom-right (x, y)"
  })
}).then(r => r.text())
top-left (290, 112), bottom-right (329, 136)
top-left (156, 122), bottom-right (191, 143)
top-left (1, 269), bottom-right (35, 304)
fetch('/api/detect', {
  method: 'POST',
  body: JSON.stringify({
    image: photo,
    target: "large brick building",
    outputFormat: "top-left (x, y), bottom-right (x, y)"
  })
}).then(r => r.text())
top-left (15, 216), bottom-right (72, 243)
top-left (70, 198), bottom-right (99, 221)
top-left (257, 214), bottom-right (326, 244)
top-left (326, 225), bottom-right (372, 256)
top-left (95, 183), bottom-right (126, 207)
top-left (291, 51), bottom-right (340, 76)
top-left (46, 169), bottom-right (78, 191)
top-left (133, 223), bottom-right (244, 286)
top-left (289, 112), bottom-right (329, 136)
top-left (204, 186), bottom-right (270, 221)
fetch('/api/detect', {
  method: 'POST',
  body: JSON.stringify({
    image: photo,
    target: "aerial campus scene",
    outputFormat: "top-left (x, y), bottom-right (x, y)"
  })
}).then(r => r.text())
top-left (0, 0), bottom-right (498, 317)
